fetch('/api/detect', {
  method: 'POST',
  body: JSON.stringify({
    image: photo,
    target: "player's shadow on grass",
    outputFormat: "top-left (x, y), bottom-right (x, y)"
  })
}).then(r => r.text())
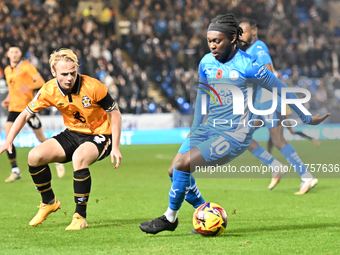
top-left (88, 218), bottom-right (156, 229)
top-left (150, 233), bottom-right (242, 238)
top-left (142, 222), bottom-right (340, 238)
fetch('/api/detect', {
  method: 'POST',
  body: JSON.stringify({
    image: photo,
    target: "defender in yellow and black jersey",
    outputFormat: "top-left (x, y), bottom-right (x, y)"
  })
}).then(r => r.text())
top-left (0, 48), bottom-right (122, 230)
top-left (27, 74), bottom-right (115, 135)
top-left (2, 45), bottom-right (65, 182)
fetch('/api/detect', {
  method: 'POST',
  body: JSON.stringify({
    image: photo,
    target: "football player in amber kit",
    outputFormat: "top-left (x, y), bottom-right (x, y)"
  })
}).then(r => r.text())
top-left (2, 45), bottom-right (65, 182)
top-left (0, 48), bottom-right (122, 230)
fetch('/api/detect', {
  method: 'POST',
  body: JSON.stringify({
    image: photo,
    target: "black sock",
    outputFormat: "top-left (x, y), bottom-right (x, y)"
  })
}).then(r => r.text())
top-left (29, 164), bottom-right (54, 204)
top-left (74, 168), bottom-right (91, 218)
top-left (7, 145), bottom-right (18, 168)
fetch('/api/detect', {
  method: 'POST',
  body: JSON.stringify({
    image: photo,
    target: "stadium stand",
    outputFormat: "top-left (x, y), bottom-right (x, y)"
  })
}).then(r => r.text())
top-left (0, 0), bottom-right (339, 117)
top-left (119, 0), bottom-right (340, 116)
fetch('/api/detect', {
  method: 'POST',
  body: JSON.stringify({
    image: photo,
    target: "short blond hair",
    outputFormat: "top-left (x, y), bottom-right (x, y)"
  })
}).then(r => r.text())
top-left (49, 48), bottom-right (79, 72)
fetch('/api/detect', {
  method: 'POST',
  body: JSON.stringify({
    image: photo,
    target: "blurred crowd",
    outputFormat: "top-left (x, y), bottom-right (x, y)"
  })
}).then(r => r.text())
top-left (0, 0), bottom-right (169, 115)
top-left (119, 0), bottom-right (340, 113)
top-left (0, 0), bottom-right (340, 117)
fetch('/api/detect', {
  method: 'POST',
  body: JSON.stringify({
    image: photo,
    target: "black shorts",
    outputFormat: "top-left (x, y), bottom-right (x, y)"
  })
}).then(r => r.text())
top-left (53, 129), bottom-right (112, 163)
top-left (7, 111), bottom-right (42, 130)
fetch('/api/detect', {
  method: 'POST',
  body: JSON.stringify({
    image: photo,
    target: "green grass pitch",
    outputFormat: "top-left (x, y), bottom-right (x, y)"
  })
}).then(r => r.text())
top-left (0, 140), bottom-right (339, 254)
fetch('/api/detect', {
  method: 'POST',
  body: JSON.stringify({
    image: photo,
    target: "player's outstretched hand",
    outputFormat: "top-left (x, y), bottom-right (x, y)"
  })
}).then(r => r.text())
top-left (111, 147), bottom-right (122, 168)
top-left (0, 141), bottom-right (13, 155)
top-left (308, 113), bottom-right (330, 125)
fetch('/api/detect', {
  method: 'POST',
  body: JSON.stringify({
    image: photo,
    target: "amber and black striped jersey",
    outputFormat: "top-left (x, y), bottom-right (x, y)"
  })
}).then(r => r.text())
top-left (26, 74), bottom-right (116, 135)
top-left (4, 61), bottom-right (44, 112)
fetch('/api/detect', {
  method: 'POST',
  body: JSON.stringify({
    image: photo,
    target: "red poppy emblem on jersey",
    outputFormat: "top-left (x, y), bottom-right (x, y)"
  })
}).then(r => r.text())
top-left (216, 69), bottom-right (223, 79)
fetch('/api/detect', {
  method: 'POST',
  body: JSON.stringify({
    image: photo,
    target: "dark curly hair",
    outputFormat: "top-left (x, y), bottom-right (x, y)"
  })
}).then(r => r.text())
top-left (238, 18), bottom-right (257, 29)
top-left (210, 14), bottom-right (243, 43)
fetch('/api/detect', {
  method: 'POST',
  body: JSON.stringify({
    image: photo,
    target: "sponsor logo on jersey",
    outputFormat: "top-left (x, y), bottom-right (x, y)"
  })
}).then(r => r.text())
top-left (198, 82), bottom-right (222, 106)
top-left (255, 66), bottom-right (266, 79)
top-left (73, 111), bottom-right (86, 123)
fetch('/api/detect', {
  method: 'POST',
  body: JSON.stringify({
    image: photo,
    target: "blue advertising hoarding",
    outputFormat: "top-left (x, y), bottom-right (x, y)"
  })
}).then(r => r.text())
top-left (0, 124), bottom-right (339, 147)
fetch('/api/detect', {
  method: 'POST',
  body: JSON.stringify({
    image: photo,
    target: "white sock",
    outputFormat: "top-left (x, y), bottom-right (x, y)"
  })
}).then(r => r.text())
top-left (301, 172), bottom-right (313, 183)
top-left (269, 159), bottom-right (282, 177)
top-left (164, 207), bottom-right (178, 223)
top-left (11, 167), bottom-right (20, 174)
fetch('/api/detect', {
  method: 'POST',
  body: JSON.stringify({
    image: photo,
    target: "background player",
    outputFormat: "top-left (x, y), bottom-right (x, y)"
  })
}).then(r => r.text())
top-left (2, 45), bottom-right (65, 182)
top-left (267, 105), bottom-right (320, 154)
top-left (0, 48), bottom-right (122, 230)
top-left (139, 14), bottom-right (329, 235)
top-left (239, 18), bottom-right (318, 194)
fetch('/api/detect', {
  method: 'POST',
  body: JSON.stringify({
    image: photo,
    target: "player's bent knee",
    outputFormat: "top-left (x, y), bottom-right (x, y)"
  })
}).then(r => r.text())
top-left (174, 157), bottom-right (190, 172)
top-left (28, 149), bottom-right (44, 166)
top-left (72, 153), bottom-right (91, 170)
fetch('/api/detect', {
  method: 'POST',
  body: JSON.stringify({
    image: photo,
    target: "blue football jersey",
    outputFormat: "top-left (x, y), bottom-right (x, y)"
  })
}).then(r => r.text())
top-left (246, 40), bottom-right (281, 111)
top-left (192, 49), bottom-right (311, 142)
top-left (246, 40), bottom-right (272, 66)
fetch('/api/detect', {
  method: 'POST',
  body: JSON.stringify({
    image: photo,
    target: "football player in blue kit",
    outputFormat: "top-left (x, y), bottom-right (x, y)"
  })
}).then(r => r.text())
top-left (139, 14), bottom-right (329, 235)
top-left (239, 18), bottom-right (319, 193)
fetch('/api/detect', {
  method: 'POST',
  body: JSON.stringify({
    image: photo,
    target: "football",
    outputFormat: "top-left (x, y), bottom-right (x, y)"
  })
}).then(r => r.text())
top-left (192, 202), bottom-right (227, 236)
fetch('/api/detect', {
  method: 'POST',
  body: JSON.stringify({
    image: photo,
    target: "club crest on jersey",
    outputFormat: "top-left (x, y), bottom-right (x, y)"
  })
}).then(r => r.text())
top-left (82, 96), bottom-right (91, 107)
top-left (229, 70), bottom-right (239, 80)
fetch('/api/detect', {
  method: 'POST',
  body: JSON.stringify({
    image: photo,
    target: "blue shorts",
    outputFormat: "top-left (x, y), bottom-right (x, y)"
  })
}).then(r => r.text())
top-left (178, 125), bottom-right (252, 164)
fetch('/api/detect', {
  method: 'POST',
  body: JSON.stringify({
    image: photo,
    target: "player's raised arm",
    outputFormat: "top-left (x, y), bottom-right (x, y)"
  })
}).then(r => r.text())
top-left (247, 61), bottom-right (330, 124)
top-left (0, 109), bottom-right (33, 154)
top-left (26, 61), bottom-right (46, 90)
top-left (262, 63), bottom-right (330, 124)
top-left (28, 75), bottom-right (45, 90)
top-left (308, 113), bottom-right (331, 125)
